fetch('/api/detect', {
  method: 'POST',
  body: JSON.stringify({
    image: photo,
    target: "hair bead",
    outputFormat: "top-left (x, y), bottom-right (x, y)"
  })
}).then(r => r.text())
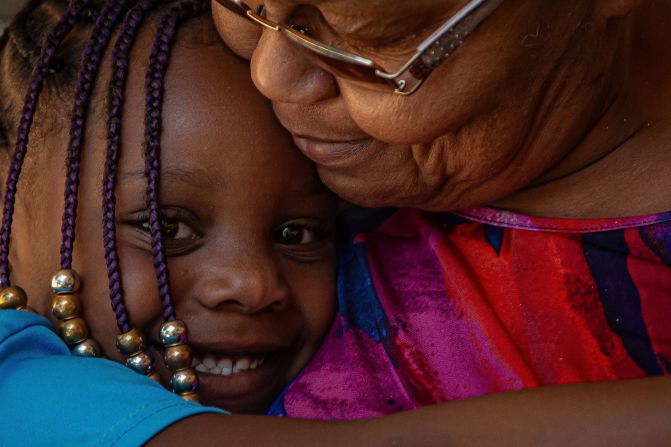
top-left (160, 320), bottom-right (198, 400)
top-left (71, 338), bottom-right (101, 357)
top-left (164, 344), bottom-right (193, 371)
top-left (51, 269), bottom-right (80, 294)
top-left (170, 368), bottom-right (199, 394)
top-left (116, 328), bottom-right (146, 357)
top-left (126, 351), bottom-right (155, 375)
top-left (51, 294), bottom-right (81, 320)
top-left (50, 267), bottom-right (99, 355)
top-left (116, 326), bottom-right (159, 382)
top-left (58, 317), bottom-right (89, 345)
top-left (0, 286), bottom-right (28, 310)
top-left (159, 320), bottom-right (188, 347)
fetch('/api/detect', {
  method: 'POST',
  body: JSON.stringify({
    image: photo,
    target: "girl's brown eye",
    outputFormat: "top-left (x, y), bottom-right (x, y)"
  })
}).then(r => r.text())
top-left (275, 224), bottom-right (316, 245)
top-left (140, 219), bottom-right (198, 240)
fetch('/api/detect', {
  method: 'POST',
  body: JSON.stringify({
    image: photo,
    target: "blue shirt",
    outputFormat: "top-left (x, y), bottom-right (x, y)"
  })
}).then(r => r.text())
top-left (0, 311), bottom-right (227, 446)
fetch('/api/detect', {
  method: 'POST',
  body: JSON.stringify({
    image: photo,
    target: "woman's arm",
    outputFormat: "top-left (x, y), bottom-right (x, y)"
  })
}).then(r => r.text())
top-left (151, 376), bottom-right (671, 447)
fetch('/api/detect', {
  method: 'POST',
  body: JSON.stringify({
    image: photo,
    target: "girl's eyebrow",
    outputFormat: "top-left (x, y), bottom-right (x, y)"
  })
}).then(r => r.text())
top-left (120, 166), bottom-right (222, 190)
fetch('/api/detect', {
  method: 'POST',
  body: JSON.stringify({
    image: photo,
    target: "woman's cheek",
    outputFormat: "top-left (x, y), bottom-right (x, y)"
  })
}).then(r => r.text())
top-left (212, 1), bottom-right (261, 60)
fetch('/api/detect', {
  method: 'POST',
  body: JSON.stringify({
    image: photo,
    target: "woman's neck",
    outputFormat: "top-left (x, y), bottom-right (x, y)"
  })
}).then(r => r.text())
top-left (495, 1), bottom-right (671, 219)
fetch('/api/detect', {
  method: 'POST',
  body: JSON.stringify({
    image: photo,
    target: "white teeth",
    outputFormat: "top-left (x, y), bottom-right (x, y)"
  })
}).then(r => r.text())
top-left (188, 353), bottom-right (266, 376)
top-left (203, 357), bottom-right (217, 369)
top-left (236, 357), bottom-right (250, 371)
top-left (217, 358), bottom-right (233, 370)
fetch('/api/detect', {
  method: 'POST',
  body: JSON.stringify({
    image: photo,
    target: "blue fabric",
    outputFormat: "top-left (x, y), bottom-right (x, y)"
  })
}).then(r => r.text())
top-left (0, 311), bottom-right (227, 446)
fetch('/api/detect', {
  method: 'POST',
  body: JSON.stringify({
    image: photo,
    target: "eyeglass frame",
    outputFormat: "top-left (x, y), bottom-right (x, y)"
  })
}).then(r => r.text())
top-left (214, 0), bottom-right (505, 96)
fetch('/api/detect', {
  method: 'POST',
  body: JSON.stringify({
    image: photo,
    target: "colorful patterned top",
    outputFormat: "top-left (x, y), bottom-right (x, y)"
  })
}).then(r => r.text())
top-left (270, 207), bottom-right (671, 419)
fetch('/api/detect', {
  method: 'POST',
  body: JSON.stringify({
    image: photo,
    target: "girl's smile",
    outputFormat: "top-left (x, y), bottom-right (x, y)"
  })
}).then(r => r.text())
top-left (8, 12), bottom-right (338, 414)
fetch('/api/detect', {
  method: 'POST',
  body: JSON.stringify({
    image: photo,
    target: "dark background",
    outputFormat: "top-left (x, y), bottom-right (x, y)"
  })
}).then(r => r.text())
top-left (1, 0), bottom-right (27, 32)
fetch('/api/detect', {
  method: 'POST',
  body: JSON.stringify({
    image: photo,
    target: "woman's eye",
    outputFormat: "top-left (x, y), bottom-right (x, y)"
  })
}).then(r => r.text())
top-left (275, 224), bottom-right (316, 245)
top-left (140, 219), bottom-right (198, 240)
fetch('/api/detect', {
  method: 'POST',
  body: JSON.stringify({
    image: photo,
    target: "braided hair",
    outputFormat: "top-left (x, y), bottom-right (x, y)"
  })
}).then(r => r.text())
top-left (0, 0), bottom-right (209, 346)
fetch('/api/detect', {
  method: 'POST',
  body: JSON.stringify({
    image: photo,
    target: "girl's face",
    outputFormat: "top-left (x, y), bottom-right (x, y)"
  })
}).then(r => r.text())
top-left (10, 22), bottom-right (337, 413)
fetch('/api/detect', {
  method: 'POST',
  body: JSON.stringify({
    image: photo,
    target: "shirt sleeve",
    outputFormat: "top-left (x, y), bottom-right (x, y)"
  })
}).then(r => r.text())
top-left (0, 311), bottom-right (228, 447)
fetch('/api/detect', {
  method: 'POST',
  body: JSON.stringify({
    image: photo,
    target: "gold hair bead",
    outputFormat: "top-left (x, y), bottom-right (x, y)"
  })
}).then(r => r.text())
top-left (0, 286), bottom-right (28, 310)
top-left (159, 320), bottom-right (199, 400)
top-left (126, 351), bottom-right (155, 375)
top-left (159, 320), bottom-right (188, 347)
top-left (116, 328), bottom-right (146, 357)
top-left (71, 338), bottom-right (101, 357)
top-left (49, 269), bottom-right (99, 356)
top-left (164, 344), bottom-right (193, 371)
top-left (51, 294), bottom-right (81, 320)
top-left (51, 269), bottom-right (80, 294)
top-left (171, 368), bottom-right (200, 395)
top-left (58, 317), bottom-right (89, 345)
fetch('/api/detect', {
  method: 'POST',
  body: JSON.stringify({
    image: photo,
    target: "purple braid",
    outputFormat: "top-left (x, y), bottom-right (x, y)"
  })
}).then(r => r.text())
top-left (143, 0), bottom-right (208, 322)
top-left (59, 0), bottom-right (130, 271)
top-left (103, 0), bottom-right (157, 333)
top-left (0, 0), bottom-right (91, 288)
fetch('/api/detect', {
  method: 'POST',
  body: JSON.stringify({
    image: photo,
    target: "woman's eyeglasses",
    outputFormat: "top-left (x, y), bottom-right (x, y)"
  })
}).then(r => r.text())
top-left (214, 0), bottom-right (504, 95)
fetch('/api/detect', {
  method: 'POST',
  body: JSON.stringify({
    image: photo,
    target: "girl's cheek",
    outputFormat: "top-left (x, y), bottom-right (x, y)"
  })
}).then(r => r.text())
top-left (286, 261), bottom-right (337, 337)
top-left (116, 249), bottom-right (165, 328)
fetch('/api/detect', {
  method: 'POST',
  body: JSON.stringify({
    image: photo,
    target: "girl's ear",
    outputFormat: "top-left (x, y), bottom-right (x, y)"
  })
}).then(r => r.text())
top-left (597, 0), bottom-right (650, 19)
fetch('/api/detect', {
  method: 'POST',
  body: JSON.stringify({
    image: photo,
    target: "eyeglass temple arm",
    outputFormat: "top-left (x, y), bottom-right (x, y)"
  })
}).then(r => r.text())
top-left (377, 0), bottom-right (504, 95)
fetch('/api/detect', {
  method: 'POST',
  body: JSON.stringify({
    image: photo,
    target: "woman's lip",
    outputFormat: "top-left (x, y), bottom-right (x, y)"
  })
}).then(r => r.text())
top-left (292, 135), bottom-right (374, 165)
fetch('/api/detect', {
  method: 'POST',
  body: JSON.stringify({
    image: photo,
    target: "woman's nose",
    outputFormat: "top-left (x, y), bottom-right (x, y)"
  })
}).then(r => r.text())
top-left (250, 28), bottom-right (340, 104)
top-left (194, 252), bottom-right (290, 314)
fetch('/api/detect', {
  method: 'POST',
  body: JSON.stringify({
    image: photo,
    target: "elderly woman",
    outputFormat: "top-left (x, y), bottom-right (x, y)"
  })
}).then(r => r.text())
top-left (161, 0), bottom-right (671, 443)
top-left (2, 0), bottom-right (670, 445)
top-left (211, 0), bottom-right (671, 438)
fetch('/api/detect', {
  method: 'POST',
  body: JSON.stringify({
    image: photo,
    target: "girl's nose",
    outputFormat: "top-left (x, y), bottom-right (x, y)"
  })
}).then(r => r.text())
top-left (250, 28), bottom-right (340, 104)
top-left (194, 251), bottom-right (290, 314)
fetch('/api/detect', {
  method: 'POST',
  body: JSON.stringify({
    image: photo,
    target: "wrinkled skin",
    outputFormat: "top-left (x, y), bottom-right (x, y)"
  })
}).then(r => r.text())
top-left (213, 0), bottom-right (671, 216)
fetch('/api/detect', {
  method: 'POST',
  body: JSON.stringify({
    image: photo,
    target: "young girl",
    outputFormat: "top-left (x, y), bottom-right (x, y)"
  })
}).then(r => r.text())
top-left (0, 0), bottom-right (336, 428)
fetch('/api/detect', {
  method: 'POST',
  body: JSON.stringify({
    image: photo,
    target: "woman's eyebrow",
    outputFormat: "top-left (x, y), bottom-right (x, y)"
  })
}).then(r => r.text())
top-left (120, 166), bottom-right (223, 189)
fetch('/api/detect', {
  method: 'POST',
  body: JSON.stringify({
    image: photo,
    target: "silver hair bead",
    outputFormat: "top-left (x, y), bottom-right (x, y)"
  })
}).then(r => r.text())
top-left (51, 269), bottom-right (80, 294)
top-left (159, 320), bottom-right (188, 347)
top-left (71, 338), bottom-right (101, 357)
top-left (171, 368), bottom-right (199, 394)
top-left (126, 351), bottom-right (154, 375)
